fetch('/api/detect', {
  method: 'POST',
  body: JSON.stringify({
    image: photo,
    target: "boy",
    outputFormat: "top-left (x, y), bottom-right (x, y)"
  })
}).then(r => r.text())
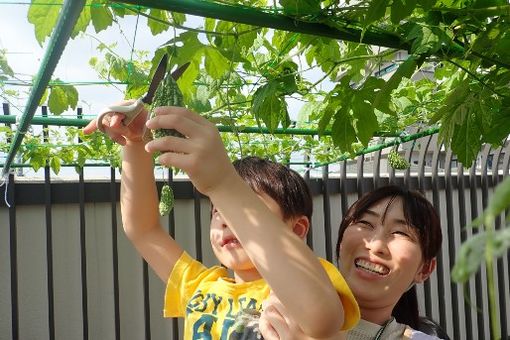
top-left (83, 105), bottom-right (359, 339)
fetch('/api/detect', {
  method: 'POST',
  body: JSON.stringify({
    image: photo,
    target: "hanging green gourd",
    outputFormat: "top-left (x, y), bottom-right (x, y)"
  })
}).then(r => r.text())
top-left (388, 147), bottom-right (410, 170)
top-left (159, 183), bottom-right (175, 216)
top-left (149, 65), bottom-right (186, 139)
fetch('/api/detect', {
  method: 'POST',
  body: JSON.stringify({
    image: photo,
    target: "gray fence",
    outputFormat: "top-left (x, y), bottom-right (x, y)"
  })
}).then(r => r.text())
top-left (1, 132), bottom-right (509, 340)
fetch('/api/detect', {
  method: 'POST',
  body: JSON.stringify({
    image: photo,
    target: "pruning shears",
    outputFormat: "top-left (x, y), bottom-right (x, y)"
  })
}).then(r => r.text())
top-left (95, 54), bottom-right (189, 132)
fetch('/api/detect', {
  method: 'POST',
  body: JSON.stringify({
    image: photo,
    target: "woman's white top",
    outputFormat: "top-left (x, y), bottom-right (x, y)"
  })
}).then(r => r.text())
top-left (347, 319), bottom-right (443, 340)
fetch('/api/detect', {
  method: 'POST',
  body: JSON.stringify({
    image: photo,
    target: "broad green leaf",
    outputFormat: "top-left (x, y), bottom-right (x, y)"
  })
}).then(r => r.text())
top-left (171, 12), bottom-right (186, 26)
top-left (297, 100), bottom-right (321, 125)
top-left (352, 99), bottom-right (378, 146)
top-left (483, 106), bottom-right (510, 144)
top-left (147, 9), bottom-right (169, 35)
top-left (279, 0), bottom-right (321, 16)
top-left (431, 79), bottom-right (470, 147)
top-left (71, 7), bottom-right (91, 39)
top-left (318, 101), bottom-right (337, 135)
top-left (452, 226), bottom-right (510, 283)
top-left (28, 0), bottom-right (61, 45)
top-left (364, 0), bottom-right (389, 26)
top-left (162, 31), bottom-right (205, 67)
top-left (331, 107), bottom-right (356, 153)
top-left (374, 55), bottom-right (420, 113)
top-left (204, 47), bottom-right (229, 79)
top-left (451, 110), bottom-right (482, 166)
top-left (48, 86), bottom-right (67, 115)
top-left (50, 156), bottom-right (61, 175)
top-left (390, 0), bottom-right (417, 23)
top-left (47, 84), bottom-right (79, 115)
top-left (404, 23), bottom-right (443, 55)
top-left (177, 60), bottom-right (199, 101)
top-left (451, 231), bottom-right (487, 283)
top-left (251, 81), bottom-right (286, 132)
top-left (90, 1), bottom-right (113, 33)
top-left (64, 85), bottom-right (79, 110)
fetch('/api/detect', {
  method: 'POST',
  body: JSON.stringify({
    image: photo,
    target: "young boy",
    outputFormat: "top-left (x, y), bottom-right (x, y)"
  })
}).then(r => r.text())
top-left (83, 105), bottom-right (359, 339)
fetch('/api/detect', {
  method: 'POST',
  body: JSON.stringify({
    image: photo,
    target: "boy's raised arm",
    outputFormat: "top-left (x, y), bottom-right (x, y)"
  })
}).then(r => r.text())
top-left (82, 106), bottom-right (183, 282)
top-left (146, 107), bottom-right (346, 338)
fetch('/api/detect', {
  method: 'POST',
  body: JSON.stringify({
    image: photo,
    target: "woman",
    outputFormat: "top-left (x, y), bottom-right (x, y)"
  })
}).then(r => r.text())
top-left (259, 185), bottom-right (448, 339)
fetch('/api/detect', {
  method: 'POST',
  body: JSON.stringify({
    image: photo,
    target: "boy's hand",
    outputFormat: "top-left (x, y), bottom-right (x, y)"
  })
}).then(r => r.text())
top-left (82, 100), bottom-right (149, 145)
top-left (260, 294), bottom-right (346, 340)
top-left (144, 106), bottom-right (236, 195)
top-left (260, 293), bottom-right (303, 340)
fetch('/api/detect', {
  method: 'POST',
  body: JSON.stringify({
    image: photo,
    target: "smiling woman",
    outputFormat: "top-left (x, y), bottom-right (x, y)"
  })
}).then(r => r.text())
top-left (258, 185), bottom-right (449, 340)
top-left (335, 185), bottom-right (444, 339)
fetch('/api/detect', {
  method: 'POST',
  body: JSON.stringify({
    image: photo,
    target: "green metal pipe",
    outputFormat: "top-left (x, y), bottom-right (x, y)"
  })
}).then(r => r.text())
top-left (112, 0), bottom-right (409, 50)
top-left (1, 0), bottom-right (86, 177)
top-left (0, 114), bottom-right (401, 137)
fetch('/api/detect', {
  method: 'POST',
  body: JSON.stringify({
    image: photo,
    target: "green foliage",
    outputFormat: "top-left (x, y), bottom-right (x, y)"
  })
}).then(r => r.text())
top-left (46, 82), bottom-right (79, 115)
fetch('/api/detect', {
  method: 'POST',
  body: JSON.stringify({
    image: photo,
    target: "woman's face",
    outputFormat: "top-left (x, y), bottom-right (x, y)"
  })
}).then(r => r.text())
top-left (338, 196), bottom-right (432, 312)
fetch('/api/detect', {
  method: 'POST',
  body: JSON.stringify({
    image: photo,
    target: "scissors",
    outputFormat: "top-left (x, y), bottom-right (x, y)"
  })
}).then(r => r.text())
top-left (95, 54), bottom-right (190, 132)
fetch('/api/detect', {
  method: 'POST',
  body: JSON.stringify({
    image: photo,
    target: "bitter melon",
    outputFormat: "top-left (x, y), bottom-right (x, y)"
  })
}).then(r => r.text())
top-left (149, 69), bottom-right (185, 139)
top-left (388, 149), bottom-right (410, 170)
top-left (159, 184), bottom-right (174, 216)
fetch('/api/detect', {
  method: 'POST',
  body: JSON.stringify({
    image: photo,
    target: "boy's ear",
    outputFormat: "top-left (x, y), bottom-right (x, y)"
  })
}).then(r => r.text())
top-left (414, 258), bottom-right (436, 283)
top-left (292, 216), bottom-right (310, 240)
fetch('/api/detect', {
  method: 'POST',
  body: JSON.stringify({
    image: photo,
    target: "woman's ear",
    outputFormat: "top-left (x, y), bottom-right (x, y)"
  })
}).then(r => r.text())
top-left (414, 258), bottom-right (437, 283)
top-left (292, 216), bottom-right (310, 240)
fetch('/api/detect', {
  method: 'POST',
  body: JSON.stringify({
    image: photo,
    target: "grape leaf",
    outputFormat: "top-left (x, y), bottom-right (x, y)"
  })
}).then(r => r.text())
top-left (331, 107), bottom-right (356, 153)
top-left (28, 0), bottom-right (61, 45)
top-left (391, 0), bottom-right (417, 23)
top-left (148, 9), bottom-right (169, 35)
top-left (90, 1), bottom-right (113, 33)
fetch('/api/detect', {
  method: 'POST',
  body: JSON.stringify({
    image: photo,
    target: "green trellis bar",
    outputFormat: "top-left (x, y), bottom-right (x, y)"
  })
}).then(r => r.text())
top-left (0, 114), bottom-right (402, 137)
top-left (112, 0), bottom-right (467, 58)
top-left (1, 0), bottom-right (86, 177)
top-left (113, 0), bottom-right (408, 50)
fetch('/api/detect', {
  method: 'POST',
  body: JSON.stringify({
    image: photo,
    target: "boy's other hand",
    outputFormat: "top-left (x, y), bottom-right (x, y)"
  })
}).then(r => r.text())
top-left (82, 100), bottom-right (148, 145)
top-left (145, 106), bottom-right (236, 195)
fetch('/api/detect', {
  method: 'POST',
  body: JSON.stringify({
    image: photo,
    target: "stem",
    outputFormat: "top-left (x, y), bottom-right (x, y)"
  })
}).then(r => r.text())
top-left (484, 229), bottom-right (501, 340)
top-left (446, 59), bottom-right (507, 98)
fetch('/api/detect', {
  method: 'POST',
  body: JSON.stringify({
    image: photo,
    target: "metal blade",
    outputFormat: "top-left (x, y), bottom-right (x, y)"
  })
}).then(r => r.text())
top-left (171, 62), bottom-right (190, 81)
top-left (142, 54), bottom-right (168, 105)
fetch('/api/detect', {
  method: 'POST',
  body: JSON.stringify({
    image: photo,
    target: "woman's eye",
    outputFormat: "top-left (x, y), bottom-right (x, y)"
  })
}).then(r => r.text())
top-left (358, 220), bottom-right (373, 228)
top-left (393, 230), bottom-right (410, 237)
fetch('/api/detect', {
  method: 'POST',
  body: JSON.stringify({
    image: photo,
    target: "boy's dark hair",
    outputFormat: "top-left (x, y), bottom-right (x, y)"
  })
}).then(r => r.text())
top-left (335, 185), bottom-right (442, 329)
top-left (232, 156), bottom-right (312, 221)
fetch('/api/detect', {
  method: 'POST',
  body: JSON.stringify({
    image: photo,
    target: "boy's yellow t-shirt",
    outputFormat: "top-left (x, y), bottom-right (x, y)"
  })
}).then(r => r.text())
top-left (164, 251), bottom-right (359, 339)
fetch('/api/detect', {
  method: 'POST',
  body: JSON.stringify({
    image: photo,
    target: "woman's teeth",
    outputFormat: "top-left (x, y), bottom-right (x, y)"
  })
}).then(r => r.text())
top-left (355, 259), bottom-right (389, 275)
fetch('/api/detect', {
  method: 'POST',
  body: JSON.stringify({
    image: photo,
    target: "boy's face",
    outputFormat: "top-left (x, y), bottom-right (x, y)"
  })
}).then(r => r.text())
top-left (209, 192), bottom-right (294, 282)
